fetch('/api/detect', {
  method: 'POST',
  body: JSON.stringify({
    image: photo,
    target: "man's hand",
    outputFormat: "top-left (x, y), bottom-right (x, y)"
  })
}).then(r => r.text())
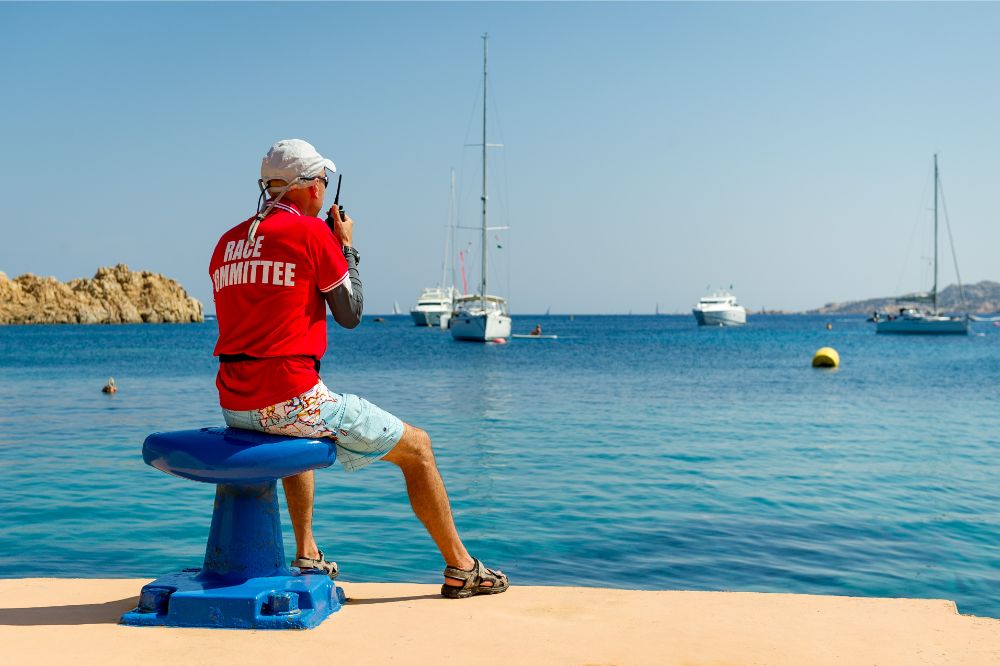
top-left (327, 205), bottom-right (354, 247)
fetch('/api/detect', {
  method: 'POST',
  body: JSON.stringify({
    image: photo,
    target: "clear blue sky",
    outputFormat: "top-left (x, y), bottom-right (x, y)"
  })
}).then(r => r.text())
top-left (2, 2), bottom-right (998, 314)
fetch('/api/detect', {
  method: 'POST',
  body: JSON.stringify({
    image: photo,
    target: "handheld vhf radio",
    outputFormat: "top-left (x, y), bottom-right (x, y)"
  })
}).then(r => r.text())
top-left (325, 174), bottom-right (344, 235)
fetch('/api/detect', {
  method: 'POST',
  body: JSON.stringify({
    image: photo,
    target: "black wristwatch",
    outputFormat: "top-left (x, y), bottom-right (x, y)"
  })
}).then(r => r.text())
top-left (342, 245), bottom-right (360, 266)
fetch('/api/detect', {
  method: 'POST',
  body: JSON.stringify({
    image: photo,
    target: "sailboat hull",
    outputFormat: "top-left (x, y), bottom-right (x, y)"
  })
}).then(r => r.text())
top-left (876, 317), bottom-right (969, 335)
top-left (450, 311), bottom-right (512, 342)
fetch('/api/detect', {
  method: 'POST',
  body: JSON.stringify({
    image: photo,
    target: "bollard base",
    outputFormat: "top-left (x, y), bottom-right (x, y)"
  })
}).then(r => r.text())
top-left (120, 568), bottom-right (344, 629)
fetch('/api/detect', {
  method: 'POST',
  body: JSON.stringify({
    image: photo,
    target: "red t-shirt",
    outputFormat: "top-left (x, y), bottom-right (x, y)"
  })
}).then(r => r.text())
top-left (209, 201), bottom-right (349, 410)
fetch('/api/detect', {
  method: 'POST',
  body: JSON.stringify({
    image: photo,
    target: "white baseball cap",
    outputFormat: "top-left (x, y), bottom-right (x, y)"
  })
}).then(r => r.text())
top-left (260, 139), bottom-right (336, 186)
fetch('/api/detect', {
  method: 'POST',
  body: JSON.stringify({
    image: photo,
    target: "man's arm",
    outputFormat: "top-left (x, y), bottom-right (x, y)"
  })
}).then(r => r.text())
top-left (324, 250), bottom-right (363, 328)
top-left (323, 207), bottom-right (362, 328)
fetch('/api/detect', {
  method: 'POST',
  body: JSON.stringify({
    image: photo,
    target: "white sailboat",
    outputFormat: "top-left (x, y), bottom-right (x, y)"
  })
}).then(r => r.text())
top-left (410, 171), bottom-right (460, 327)
top-left (876, 155), bottom-right (969, 335)
top-left (451, 34), bottom-right (512, 343)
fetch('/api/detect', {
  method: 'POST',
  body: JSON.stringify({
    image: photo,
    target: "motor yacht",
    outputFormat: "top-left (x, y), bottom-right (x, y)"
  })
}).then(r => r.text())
top-left (410, 286), bottom-right (458, 327)
top-left (692, 291), bottom-right (747, 327)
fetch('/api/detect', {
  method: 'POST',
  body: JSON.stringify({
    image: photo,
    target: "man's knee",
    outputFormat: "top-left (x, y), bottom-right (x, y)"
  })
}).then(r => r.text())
top-left (389, 425), bottom-right (434, 466)
top-left (404, 425), bottom-right (433, 456)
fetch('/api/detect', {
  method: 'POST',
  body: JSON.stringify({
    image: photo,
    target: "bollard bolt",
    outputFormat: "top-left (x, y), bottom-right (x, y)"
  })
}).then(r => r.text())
top-left (137, 587), bottom-right (173, 614)
top-left (265, 591), bottom-right (300, 616)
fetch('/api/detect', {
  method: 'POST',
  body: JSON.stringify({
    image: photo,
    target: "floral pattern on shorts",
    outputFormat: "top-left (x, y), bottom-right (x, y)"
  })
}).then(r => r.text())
top-left (222, 381), bottom-right (404, 472)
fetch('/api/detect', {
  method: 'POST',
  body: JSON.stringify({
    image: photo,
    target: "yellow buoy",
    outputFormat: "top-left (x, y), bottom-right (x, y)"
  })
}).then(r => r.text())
top-left (812, 347), bottom-right (839, 368)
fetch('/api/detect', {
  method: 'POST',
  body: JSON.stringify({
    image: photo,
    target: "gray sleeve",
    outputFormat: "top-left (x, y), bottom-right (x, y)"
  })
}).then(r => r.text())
top-left (325, 252), bottom-right (363, 328)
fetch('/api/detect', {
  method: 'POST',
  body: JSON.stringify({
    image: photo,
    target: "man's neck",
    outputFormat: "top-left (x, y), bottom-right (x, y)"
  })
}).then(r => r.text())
top-left (278, 190), bottom-right (320, 217)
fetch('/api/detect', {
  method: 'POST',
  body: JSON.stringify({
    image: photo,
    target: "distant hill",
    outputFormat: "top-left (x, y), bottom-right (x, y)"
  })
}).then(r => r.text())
top-left (810, 280), bottom-right (1000, 315)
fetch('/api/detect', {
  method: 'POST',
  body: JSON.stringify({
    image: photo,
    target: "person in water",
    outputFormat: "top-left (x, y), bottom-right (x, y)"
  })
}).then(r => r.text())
top-left (102, 377), bottom-right (117, 394)
top-left (208, 139), bottom-right (507, 599)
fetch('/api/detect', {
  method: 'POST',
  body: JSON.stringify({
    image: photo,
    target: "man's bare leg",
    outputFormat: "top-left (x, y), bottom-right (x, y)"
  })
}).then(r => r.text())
top-left (282, 470), bottom-right (321, 560)
top-left (382, 423), bottom-right (491, 588)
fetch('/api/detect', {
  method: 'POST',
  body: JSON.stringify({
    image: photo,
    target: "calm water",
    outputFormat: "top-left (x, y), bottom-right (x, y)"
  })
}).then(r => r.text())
top-left (1, 315), bottom-right (998, 617)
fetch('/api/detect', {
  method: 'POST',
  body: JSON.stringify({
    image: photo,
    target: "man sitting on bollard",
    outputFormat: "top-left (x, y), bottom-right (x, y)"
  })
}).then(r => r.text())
top-left (208, 139), bottom-right (508, 599)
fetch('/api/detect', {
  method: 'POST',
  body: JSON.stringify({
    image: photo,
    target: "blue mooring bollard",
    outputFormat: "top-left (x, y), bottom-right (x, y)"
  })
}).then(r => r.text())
top-left (120, 427), bottom-right (345, 630)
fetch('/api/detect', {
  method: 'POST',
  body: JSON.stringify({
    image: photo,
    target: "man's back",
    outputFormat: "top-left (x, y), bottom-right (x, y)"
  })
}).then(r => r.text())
top-left (209, 201), bottom-right (348, 410)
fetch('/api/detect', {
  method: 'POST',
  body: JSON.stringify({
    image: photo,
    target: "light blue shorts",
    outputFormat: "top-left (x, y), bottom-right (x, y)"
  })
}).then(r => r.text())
top-left (222, 381), bottom-right (405, 472)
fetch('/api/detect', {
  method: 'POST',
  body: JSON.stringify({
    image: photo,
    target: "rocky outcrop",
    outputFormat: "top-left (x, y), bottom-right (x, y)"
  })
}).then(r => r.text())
top-left (810, 280), bottom-right (1000, 315)
top-left (0, 264), bottom-right (204, 324)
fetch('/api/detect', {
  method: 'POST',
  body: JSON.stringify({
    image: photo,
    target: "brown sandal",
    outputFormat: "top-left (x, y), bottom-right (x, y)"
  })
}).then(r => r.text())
top-left (441, 557), bottom-right (509, 598)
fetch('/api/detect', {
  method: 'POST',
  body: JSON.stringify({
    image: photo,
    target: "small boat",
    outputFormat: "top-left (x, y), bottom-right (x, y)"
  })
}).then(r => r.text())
top-left (876, 155), bottom-right (969, 335)
top-left (692, 290), bottom-right (747, 327)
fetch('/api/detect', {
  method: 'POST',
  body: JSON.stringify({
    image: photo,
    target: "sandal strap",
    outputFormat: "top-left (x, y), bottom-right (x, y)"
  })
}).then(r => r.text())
top-left (478, 563), bottom-right (507, 588)
top-left (442, 557), bottom-right (481, 589)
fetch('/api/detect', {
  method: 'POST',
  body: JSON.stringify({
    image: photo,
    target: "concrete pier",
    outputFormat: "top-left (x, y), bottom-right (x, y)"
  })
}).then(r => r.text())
top-left (1, 578), bottom-right (998, 665)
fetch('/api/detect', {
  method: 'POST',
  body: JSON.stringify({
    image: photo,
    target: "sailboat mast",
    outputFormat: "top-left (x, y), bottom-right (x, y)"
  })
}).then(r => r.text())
top-left (933, 153), bottom-right (939, 314)
top-left (480, 33), bottom-right (488, 306)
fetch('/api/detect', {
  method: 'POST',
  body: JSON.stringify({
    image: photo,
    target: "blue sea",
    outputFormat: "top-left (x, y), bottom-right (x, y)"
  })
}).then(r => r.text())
top-left (1, 315), bottom-right (998, 617)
